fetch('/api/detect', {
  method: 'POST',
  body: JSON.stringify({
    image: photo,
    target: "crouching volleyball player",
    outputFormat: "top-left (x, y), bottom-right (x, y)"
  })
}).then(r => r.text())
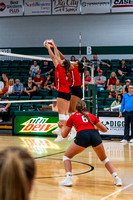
top-left (59, 100), bottom-right (122, 187)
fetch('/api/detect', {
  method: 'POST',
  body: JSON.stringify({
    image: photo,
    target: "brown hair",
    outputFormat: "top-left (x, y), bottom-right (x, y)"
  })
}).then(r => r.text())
top-left (62, 59), bottom-right (71, 76)
top-left (0, 147), bottom-right (35, 200)
top-left (76, 100), bottom-right (95, 128)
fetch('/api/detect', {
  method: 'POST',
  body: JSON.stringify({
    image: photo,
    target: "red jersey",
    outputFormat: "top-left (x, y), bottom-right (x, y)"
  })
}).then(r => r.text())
top-left (55, 64), bottom-right (70, 93)
top-left (66, 111), bottom-right (99, 133)
top-left (33, 76), bottom-right (44, 82)
top-left (108, 77), bottom-right (116, 85)
top-left (70, 66), bottom-right (82, 87)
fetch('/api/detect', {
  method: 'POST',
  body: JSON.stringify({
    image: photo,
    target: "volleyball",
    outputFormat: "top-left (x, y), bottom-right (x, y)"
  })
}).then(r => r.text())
top-left (43, 40), bottom-right (53, 48)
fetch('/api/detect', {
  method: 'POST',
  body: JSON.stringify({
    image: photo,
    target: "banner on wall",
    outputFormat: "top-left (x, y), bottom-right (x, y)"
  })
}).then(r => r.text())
top-left (52, 0), bottom-right (80, 15)
top-left (24, 0), bottom-right (51, 16)
top-left (99, 117), bottom-right (125, 136)
top-left (112, 0), bottom-right (133, 13)
top-left (81, 0), bottom-right (110, 14)
top-left (0, 0), bottom-right (23, 16)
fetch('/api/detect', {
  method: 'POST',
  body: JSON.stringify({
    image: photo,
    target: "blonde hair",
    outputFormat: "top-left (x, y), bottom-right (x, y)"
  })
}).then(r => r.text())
top-left (0, 147), bottom-right (35, 200)
top-left (76, 100), bottom-right (95, 128)
top-left (9, 79), bottom-right (14, 86)
top-left (110, 72), bottom-right (117, 79)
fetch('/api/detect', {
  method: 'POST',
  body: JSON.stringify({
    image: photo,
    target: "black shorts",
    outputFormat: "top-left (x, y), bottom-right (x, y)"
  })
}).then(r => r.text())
top-left (57, 91), bottom-right (71, 101)
top-left (71, 86), bottom-right (83, 99)
top-left (74, 129), bottom-right (102, 148)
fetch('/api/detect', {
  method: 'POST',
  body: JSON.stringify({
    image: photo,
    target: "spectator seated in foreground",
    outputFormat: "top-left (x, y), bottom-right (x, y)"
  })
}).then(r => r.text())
top-left (33, 72), bottom-right (44, 89)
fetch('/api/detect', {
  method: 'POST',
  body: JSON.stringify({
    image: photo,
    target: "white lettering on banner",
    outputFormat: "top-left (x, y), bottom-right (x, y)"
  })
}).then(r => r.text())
top-left (99, 117), bottom-right (127, 136)
top-left (81, 0), bottom-right (110, 14)
top-left (52, 0), bottom-right (80, 15)
top-left (112, 0), bottom-right (133, 12)
top-left (0, 0), bottom-right (23, 16)
top-left (0, 49), bottom-right (11, 53)
top-left (87, 46), bottom-right (92, 55)
top-left (24, 0), bottom-right (51, 15)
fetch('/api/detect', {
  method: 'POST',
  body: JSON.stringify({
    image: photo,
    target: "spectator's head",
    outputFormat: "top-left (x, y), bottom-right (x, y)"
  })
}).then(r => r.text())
top-left (85, 70), bottom-right (90, 77)
top-left (33, 61), bottom-right (37, 67)
top-left (46, 72), bottom-right (51, 78)
top-left (121, 59), bottom-right (125, 66)
top-left (93, 55), bottom-right (98, 61)
top-left (43, 61), bottom-right (49, 66)
top-left (116, 94), bottom-right (122, 103)
top-left (125, 79), bottom-right (131, 87)
top-left (15, 79), bottom-right (20, 85)
top-left (70, 56), bottom-right (76, 61)
top-left (28, 77), bottom-right (32, 84)
top-left (98, 69), bottom-right (102, 76)
top-left (9, 79), bottom-right (14, 86)
top-left (116, 79), bottom-right (121, 86)
top-left (128, 85), bottom-right (133, 94)
top-left (81, 56), bottom-right (88, 63)
top-left (36, 72), bottom-right (41, 78)
top-left (110, 72), bottom-right (117, 78)
top-left (0, 147), bottom-right (35, 200)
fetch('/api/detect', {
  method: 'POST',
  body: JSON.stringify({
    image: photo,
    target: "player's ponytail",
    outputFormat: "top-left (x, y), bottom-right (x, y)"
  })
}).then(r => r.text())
top-left (78, 61), bottom-right (85, 73)
top-left (76, 100), bottom-right (95, 128)
top-left (63, 59), bottom-right (71, 76)
top-left (0, 147), bottom-right (35, 200)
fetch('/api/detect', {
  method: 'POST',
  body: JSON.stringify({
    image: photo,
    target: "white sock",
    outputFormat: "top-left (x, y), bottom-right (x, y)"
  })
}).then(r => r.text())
top-left (66, 172), bottom-right (72, 178)
top-left (112, 172), bottom-right (118, 179)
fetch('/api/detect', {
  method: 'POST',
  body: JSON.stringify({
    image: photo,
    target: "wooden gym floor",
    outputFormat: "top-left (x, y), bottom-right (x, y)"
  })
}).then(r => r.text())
top-left (0, 136), bottom-right (133, 200)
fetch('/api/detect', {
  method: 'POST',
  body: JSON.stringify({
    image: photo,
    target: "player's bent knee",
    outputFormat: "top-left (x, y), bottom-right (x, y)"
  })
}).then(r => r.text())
top-left (103, 157), bottom-right (109, 165)
top-left (63, 155), bottom-right (71, 162)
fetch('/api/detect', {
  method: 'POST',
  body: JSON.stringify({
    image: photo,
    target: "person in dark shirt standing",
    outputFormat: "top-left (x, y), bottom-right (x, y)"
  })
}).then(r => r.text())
top-left (119, 85), bottom-right (133, 143)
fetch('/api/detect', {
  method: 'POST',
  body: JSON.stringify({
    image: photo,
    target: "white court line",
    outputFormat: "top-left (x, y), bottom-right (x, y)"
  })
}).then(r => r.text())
top-left (101, 183), bottom-right (133, 200)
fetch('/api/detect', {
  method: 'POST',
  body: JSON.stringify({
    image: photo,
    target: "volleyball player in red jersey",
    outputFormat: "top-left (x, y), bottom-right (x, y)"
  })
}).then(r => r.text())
top-left (68, 61), bottom-right (84, 140)
top-left (45, 40), bottom-right (71, 142)
top-left (58, 100), bottom-right (122, 187)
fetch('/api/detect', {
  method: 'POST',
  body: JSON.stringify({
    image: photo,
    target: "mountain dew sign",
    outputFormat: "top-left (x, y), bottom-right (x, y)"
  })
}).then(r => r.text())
top-left (13, 111), bottom-right (58, 136)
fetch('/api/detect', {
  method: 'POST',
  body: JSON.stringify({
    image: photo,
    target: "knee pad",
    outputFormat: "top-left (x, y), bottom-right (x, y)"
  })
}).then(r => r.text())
top-left (63, 155), bottom-right (71, 162)
top-left (59, 114), bottom-right (66, 121)
top-left (103, 157), bottom-right (109, 165)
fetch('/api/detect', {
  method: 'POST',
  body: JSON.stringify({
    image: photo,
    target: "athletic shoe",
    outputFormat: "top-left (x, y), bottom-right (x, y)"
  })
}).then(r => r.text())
top-left (120, 139), bottom-right (128, 143)
top-left (114, 177), bottom-right (122, 186)
top-left (68, 127), bottom-right (76, 141)
top-left (129, 139), bottom-right (133, 143)
top-left (54, 135), bottom-right (64, 142)
top-left (52, 127), bottom-right (61, 135)
top-left (60, 177), bottom-right (72, 187)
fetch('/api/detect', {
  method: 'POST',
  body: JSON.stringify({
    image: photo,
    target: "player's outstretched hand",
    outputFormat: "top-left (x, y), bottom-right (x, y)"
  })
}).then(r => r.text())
top-left (2, 74), bottom-right (8, 82)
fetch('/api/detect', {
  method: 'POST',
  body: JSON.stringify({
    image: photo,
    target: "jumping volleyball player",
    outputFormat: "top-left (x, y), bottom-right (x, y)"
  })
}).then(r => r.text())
top-left (45, 40), bottom-right (71, 142)
top-left (68, 60), bottom-right (85, 140)
top-left (59, 100), bottom-right (122, 187)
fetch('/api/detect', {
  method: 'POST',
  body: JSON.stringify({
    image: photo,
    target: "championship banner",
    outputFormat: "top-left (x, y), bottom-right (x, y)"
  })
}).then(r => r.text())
top-left (24, 0), bottom-right (51, 16)
top-left (0, 0), bottom-right (23, 17)
top-left (99, 117), bottom-right (125, 136)
top-left (52, 0), bottom-right (80, 15)
top-left (112, 0), bottom-right (133, 13)
top-left (81, 0), bottom-right (110, 14)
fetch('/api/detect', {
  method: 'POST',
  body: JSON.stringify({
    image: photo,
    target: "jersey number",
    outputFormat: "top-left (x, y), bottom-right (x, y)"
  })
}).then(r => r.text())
top-left (82, 116), bottom-right (88, 123)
